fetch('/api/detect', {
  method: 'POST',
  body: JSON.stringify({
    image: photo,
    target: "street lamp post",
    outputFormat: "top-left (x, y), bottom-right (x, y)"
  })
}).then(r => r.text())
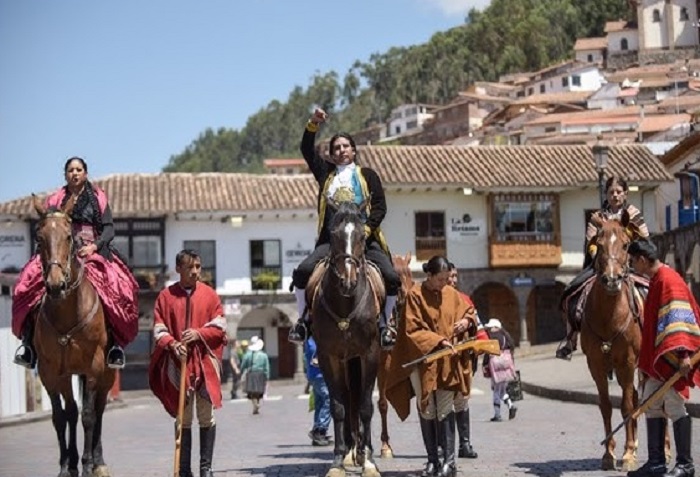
top-left (592, 140), bottom-right (609, 208)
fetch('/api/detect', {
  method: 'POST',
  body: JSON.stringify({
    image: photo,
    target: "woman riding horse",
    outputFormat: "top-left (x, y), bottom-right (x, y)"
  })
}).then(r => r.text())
top-left (288, 108), bottom-right (400, 349)
top-left (557, 176), bottom-right (648, 360)
top-left (13, 157), bottom-right (139, 369)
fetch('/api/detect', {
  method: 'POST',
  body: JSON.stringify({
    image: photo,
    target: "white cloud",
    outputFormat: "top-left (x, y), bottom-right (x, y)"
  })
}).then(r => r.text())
top-left (420, 0), bottom-right (492, 16)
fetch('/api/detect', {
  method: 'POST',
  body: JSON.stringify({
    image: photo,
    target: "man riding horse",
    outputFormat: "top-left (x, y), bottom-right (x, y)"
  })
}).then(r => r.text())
top-left (288, 108), bottom-right (400, 350)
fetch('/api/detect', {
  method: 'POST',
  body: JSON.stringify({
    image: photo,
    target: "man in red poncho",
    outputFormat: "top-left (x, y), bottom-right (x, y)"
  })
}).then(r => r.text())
top-left (628, 239), bottom-right (700, 477)
top-left (149, 249), bottom-right (227, 477)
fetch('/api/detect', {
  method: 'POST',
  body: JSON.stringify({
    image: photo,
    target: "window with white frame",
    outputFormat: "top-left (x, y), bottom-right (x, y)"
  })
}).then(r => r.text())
top-left (250, 239), bottom-right (282, 290)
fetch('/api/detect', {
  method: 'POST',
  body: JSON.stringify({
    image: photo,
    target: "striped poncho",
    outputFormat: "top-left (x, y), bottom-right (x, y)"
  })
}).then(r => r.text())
top-left (641, 265), bottom-right (700, 398)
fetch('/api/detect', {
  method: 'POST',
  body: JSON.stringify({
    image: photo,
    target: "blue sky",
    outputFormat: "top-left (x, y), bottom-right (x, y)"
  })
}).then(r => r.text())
top-left (0, 0), bottom-right (490, 202)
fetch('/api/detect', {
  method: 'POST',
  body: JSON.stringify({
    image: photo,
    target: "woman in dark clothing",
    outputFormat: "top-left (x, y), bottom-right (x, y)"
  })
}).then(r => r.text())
top-left (288, 108), bottom-right (400, 349)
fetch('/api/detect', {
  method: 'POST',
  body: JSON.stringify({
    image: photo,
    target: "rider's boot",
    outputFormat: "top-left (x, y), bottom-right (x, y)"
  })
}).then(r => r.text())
top-left (555, 331), bottom-right (578, 361)
top-left (456, 409), bottom-right (478, 458)
top-left (419, 416), bottom-right (440, 477)
top-left (107, 344), bottom-right (126, 369)
top-left (628, 418), bottom-right (667, 477)
top-left (664, 415), bottom-right (694, 477)
top-left (380, 295), bottom-right (398, 350)
top-left (13, 317), bottom-right (37, 369)
top-left (199, 424), bottom-right (216, 477)
top-left (288, 287), bottom-right (308, 344)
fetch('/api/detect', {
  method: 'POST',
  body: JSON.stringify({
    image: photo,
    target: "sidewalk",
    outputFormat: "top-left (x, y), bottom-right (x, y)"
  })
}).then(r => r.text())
top-left (516, 344), bottom-right (700, 418)
top-left (1, 343), bottom-right (697, 429)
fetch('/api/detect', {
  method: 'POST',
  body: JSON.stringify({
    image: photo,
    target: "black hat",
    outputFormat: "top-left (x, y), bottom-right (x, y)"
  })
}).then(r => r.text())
top-left (628, 239), bottom-right (657, 259)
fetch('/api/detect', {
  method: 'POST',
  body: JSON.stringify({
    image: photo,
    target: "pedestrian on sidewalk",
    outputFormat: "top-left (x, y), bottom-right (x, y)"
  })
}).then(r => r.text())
top-left (148, 249), bottom-right (227, 477)
top-left (304, 336), bottom-right (332, 446)
top-left (627, 239), bottom-right (700, 477)
top-left (482, 318), bottom-right (518, 422)
top-left (240, 336), bottom-right (270, 415)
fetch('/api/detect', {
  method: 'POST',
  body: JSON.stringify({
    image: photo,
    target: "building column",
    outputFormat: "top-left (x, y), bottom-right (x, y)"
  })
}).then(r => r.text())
top-left (513, 287), bottom-right (531, 351)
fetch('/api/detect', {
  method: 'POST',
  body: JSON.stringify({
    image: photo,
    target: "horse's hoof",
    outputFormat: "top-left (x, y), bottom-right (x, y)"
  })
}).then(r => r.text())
top-left (380, 447), bottom-right (394, 459)
top-left (621, 459), bottom-right (637, 472)
top-left (362, 463), bottom-right (381, 477)
top-left (601, 455), bottom-right (617, 471)
top-left (326, 468), bottom-right (346, 477)
top-left (92, 465), bottom-right (111, 477)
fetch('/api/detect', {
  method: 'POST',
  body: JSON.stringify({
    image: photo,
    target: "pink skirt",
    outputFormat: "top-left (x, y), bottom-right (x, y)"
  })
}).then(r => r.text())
top-left (12, 253), bottom-right (139, 347)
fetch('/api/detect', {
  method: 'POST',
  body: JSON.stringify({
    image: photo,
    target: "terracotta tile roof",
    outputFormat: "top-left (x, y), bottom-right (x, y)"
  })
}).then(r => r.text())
top-left (637, 114), bottom-right (690, 133)
top-left (512, 91), bottom-right (592, 106)
top-left (574, 37), bottom-right (607, 51)
top-left (605, 21), bottom-right (633, 33)
top-left (0, 145), bottom-right (673, 217)
top-left (263, 158), bottom-right (308, 168)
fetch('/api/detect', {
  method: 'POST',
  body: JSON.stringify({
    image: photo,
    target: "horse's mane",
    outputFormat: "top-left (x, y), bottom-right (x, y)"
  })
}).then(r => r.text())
top-left (331, 201), bottom-right (363, 229)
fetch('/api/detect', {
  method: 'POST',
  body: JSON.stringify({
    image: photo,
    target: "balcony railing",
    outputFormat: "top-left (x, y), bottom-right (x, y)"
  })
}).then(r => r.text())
top-left (415, 237), bottom-right (447, 262)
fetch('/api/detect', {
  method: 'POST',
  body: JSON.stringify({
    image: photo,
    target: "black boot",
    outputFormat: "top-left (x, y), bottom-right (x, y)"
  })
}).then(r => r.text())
top-left (628, 418), bottom-right (667, 477)
top-left (380, 325), bottom-right (396, 350)
top-left (665, 416), bottom-right (694, 477)
top-left (288, 319), bottom-right (308, 344)
top-left (419, 416), bottom-right (440, 477)
top-left (438, 413), bottom-right (457, 477)
top-left (200, 425), bottom-right (216, 477)
top-left (456, 409), bottom-right (477, 458)
top-left (178, 428), bottom-right (193, 477)
top-left (13, 319), bottom-right (36, 369)
top-left (107, 345), bottom-right (126, 369)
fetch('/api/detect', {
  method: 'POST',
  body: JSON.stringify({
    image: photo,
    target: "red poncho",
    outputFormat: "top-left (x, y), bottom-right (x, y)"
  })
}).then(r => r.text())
top-left (148, 282), bottom-right (226, 417)
top-left (640, 265), bottom-right (700, 399)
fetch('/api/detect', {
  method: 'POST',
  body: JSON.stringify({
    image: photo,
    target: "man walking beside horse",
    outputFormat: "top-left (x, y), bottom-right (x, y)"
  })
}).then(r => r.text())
top-left (149, 249), bottom-right (227, 477)
top-left (627, 240), bottom-right (700, 477)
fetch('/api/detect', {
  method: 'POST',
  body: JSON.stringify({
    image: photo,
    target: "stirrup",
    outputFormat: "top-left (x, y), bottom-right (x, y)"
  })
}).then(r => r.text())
top-left (380, 327), bottom-right (396, 351)
top-left (555, 340), bottom-right (574, 361)
top-left (107, 346), bottom-right (126, 369)
top-left (288, 321), bottom-right (307, 345)
top-left (13, 344), bottom-right (36, 369)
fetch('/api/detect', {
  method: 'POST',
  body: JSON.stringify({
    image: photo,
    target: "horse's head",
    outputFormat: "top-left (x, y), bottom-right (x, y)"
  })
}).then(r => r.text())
top-left (591, 209), bottom-right (631, 294)
top-left (33, 194), bottom-right (78, 298)
top-left (392, 252), bottom-right (413, 306)
top-left (328, 199), bottom-right (367, 295)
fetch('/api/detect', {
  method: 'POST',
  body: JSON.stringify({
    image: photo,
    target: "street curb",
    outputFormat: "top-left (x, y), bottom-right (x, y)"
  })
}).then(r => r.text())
top-left (521, 381), bottom-right (700, 418)
top-left (0, 400), bottom-right (128, 429)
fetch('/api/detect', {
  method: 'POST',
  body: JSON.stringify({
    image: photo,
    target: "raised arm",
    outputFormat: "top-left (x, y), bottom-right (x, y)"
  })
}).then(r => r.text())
top-left (300, 108), bottom-right (332, 183)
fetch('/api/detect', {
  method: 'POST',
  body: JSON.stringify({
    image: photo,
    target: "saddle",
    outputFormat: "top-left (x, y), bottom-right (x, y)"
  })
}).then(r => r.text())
top-left (306, 258), bottom-right (385, 320)
top-left (564, 274), bottom-right (648, 332)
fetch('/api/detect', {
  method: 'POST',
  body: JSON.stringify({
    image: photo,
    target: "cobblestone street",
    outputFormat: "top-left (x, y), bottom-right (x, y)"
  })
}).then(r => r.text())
top-left (4, 373), bottom-right (696, 477)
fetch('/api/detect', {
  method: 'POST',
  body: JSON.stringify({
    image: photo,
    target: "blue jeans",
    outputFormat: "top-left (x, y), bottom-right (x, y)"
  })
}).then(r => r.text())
top-left (311, 377), bottom-right (331, 433)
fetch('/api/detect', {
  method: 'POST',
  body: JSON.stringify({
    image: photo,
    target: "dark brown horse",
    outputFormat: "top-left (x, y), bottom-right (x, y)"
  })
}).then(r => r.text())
top-left (311, 201), bottom-right (382, 477)
top-left (32, 195), bottom-right (116, 477)
top-left (376, 252), bottom-right (413, 459)
top-left (580, 210), bottom-right (641, 471)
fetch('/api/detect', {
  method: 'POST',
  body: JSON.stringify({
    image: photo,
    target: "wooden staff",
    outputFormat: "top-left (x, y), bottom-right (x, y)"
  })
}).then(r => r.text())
top-left (601, 348), bottom-right (700, 445)
top-left (402, 338), bottom-right (501, 368)
top-left (173, 293), bottom-right (193, 477)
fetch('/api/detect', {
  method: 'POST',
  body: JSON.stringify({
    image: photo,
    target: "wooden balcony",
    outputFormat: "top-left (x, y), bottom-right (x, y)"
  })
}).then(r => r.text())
top-left (489, 240), bottom-right (562, 268)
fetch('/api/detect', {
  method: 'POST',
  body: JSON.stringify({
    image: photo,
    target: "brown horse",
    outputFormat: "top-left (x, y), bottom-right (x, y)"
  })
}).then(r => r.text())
top-left (32, 195), bottom-right (116, 477)
top-left (580, 210), bottom-right (641, 471)
top-left (376, 252), bottom-right (413, 459)
top-left (311, 201), bottom-right (382, 477)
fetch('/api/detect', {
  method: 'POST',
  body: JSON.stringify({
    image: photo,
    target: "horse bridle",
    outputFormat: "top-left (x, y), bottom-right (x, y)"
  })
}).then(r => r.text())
top-left (40, 213), bottom-right (83, 296)
top-left (329, 252), bottom-right (365, 293)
